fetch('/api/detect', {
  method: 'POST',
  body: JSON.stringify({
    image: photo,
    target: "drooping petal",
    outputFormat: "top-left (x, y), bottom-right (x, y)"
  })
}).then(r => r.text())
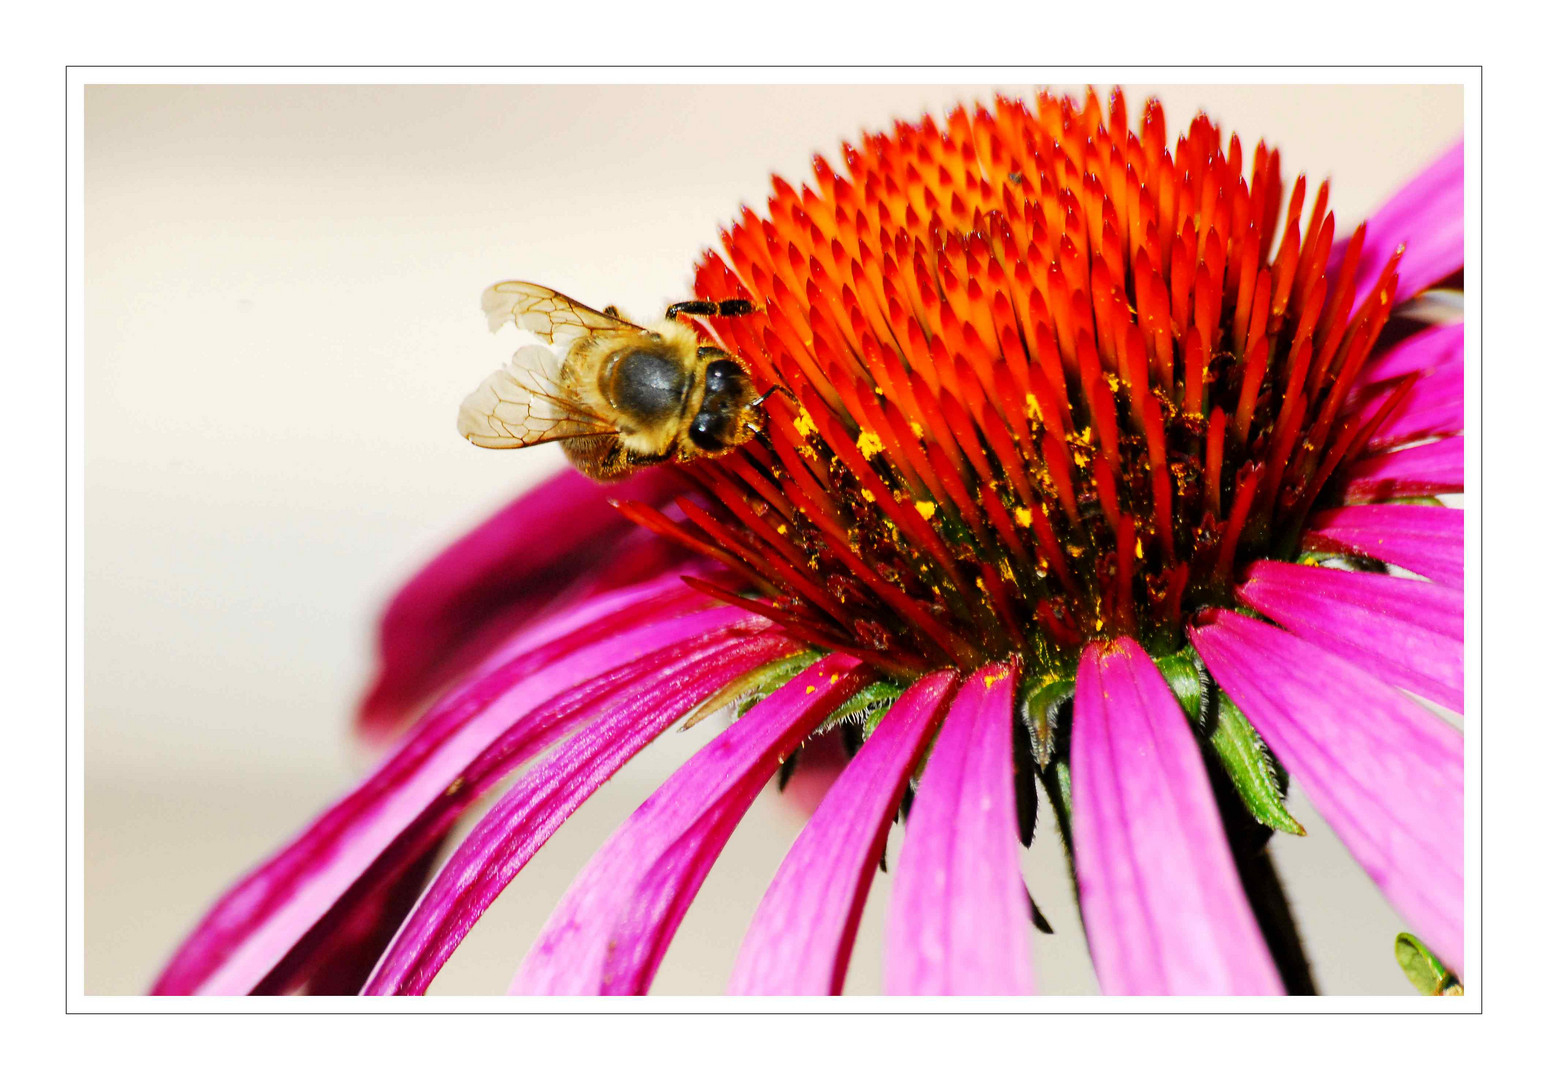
top-left (258, 841), bottom-right (445, 995)
top-left (1238, 560), bottom-right (1461, 713)
top-left (1302, 504), bottom-right (1463, 588)
top-left (728, 671), bottom-right (957, 995)
top-left (1191, 611), bottom-right (1463, 974)
top-left (361, 629), bottom-right (795, 995)
top-left (511, 654), bottom-right (870, 995)
top-left (885, 661), bottom-right (1034, 996)
top-left (1070, 638), bottom-right (1282, 995)
top-left (1356, 321), bottom-right (1463, 389)
top-left (1342, 436), bottom-right (1463, 501)
top-left (1332, 141), bottom-right (1463, 308)
top-left (357, 468), bottom-right (686, 734)
top-left (154, 590), bottom-right (749, 995)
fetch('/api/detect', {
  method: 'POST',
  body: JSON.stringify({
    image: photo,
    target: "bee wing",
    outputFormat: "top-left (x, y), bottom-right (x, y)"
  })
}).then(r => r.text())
top-left (457, 344), bottom-right (617, 449)
top-left (481, 280), bottom-right (645, 348)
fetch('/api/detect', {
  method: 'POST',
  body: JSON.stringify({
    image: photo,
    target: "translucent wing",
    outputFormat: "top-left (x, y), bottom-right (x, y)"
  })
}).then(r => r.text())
top-left (457, 344), bottom-right (617, 449)
top-left (481, 280), bottom-right (644, 348)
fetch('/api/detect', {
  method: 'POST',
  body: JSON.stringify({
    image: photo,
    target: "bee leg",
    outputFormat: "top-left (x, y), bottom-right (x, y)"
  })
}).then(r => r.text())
top-left (665, 298), bottom-right (759, 321)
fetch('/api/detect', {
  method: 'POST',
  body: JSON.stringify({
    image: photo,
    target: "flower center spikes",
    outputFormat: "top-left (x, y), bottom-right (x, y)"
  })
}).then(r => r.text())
top-left (679, 90), bottom-right (1403, 678)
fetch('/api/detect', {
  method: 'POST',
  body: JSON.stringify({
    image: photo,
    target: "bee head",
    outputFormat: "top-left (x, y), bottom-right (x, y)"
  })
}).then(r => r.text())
top-left (688, 359), bottom-right (763, 453)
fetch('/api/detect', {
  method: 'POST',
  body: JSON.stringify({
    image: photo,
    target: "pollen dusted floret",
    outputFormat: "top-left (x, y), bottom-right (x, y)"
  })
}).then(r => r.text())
top-left (619, 89), bottom-right (1406, 681)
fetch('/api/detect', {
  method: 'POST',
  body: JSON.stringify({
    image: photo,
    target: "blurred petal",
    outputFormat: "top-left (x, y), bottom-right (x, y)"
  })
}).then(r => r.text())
top-left (1071, 638), bottom-right (1282, 995)
top-left (1333, 141), bottom-right (1463, 307)
top-left (886, 661), bottom-right (1034, 996)
top-left (1302, 504), bottom-right (1463, 588)
top-left (1342, 436), bottom-right (1463, 501)
top-left (154, 591), bottom-right (746, 995)
top-left (358, 468), bottom-right (686, 734)
top-left (729, 671), bottom-right (957, 995)
top-left (511, 654), bottom-right (869, 995)
top-left (1191, 611), bottom-right (1463, 974)
top-left (363, 628), bottom-right (795, 995)
top-left (1239, 560), bottom-right (1461, 712)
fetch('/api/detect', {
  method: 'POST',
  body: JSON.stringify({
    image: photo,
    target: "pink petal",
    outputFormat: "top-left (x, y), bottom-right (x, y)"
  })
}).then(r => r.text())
top-left (511, 654), bottom-right (870, 995)
top-left (728, 671), bottom-right (958, 995)
top-left (1238, 560), bottom-right (1461, 713)
top-left (261, 842), bottom-right (445, 995)
top-left (1071, 638), bottom-right (1282, 995)
top-left (1332, 141), bottom-right (1463, 308)
top-left (1302, 504), bottom-right (1463, 588)
top-left (1342, 436), bottom-right (1463, 502)
top-left (154, 588), bottom-right (748, 995)
top-left (885, 661), bottom-right (1034, 996)
top-left (357, 468), bottom-right (687, 735)
top-left (1359, 355), bottom-right (1463, 449)
top-left (1191, 611), bottom-right (1463, 974)
top-left (1356, 322), bottom-right (1462, 389)
top-left (362, 629), bottom-right (795, 995)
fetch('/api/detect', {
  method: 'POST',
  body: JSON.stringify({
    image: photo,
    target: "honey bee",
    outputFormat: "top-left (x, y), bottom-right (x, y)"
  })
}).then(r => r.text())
top-left (458, 280), bottom-right (776, 481)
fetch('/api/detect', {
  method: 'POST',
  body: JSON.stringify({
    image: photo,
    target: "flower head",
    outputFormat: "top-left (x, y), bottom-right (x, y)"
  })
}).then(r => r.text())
top-left (156, 89), bottom-right (1464, 997)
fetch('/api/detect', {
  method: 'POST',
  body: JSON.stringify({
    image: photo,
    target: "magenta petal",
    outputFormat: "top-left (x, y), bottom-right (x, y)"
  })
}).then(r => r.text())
top-left (1191, 612), bottom-right (1463, 974)
top-left (885, 662), bottom-right (1035, 995)
top-left (363, 629), bottom-right (794, 995)
top-left (358, 468), bottom-right (686, 734)
top-left (511, 654), bottom-right (870, 995)
top-left (1332, 141), bottom-right (1463, 308)
top-left (1356, 322), bottom-right (1462, 390)
top-left (1361, 356), bottom-right (1463, 449)
top-left (1342, 436), bottom-right (1463, 501)
top-left (1303, 504), bottom-right (1463, 588)
top-left (1239, 560), bottom-right (1461, 713)
top-left (154, 590), bottom-right (747, 995)
top-left (1071, 638), bottom-right (1281, 995)
top-left (728, 671), bottom-right (958, 995)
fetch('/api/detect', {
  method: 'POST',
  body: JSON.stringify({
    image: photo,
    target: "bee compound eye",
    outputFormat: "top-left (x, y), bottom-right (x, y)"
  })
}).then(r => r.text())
top-left (703, 359), bottom-right (745, 397)
top-left (689, 409), bottom-right (733, 451)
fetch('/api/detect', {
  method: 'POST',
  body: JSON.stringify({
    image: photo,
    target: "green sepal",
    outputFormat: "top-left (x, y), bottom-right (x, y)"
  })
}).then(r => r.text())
top-left (1211, 692), bottom-right (1305, 836)
top-left (1017, 676), bottom-right (1075, 767)
top-left (1395, 933), bottom-right (1463, 995)
top-left (732, 651), bottom-right (821, 718)
top-left (1156, 648), bottom-right (1303, 836)
top-left (814, 678), bottom-right (904, 737)
top-left (1154, 650), bottom-right (1203, 719)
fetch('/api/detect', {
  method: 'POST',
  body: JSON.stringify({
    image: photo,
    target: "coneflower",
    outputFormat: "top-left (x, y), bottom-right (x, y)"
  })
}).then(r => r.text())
top-left (156, 88), bottom-right (1464, 997)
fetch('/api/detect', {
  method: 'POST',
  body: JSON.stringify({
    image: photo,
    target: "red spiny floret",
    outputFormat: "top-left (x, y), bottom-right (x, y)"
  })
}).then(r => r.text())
top-left (662, 88), bottom-right (1408, 680)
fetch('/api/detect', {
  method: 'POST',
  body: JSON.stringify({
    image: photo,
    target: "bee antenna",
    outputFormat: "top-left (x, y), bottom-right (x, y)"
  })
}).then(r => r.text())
top-left (751, 385), bottom-right (796, 408)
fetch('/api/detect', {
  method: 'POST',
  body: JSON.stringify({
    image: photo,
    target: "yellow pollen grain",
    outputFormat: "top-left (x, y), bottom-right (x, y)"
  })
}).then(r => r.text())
top-left (1025, 393), bottom-right (1040, 420)
top-left (984, 671), bottom-right (1008, 689)
top-left (861, 487), bottom-right (877, 502)
top-left (805, 684), bottom-right (816, 695)
top-left (910, 421), bottom-right (925, 438)
top-left (776, 524), bottom-right (788, 535)
top-left (792, 408), bottom-right (817, 438)
top-left (855, 429), bottom-right (884, 459)
top-left (1014, 506), bottom-right (1033, 528)
top-left (1135, 535), bottom-right (1145, 558)
top-left (914, 499), bottom-right (937, 520)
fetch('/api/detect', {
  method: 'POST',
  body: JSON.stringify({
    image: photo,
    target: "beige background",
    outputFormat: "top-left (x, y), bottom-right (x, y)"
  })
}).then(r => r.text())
top-left (85, 83), bottom-right (1462, 996)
